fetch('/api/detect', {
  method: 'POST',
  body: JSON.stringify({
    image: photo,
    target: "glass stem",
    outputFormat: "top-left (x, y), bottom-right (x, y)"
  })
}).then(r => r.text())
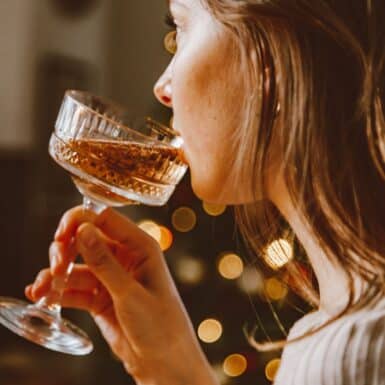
top-left (33, 197), bottom-right (105, 319)
top-left (83, 196), bottom-right (106, 214)
top-left (33, 262), bottom-right (74, 319)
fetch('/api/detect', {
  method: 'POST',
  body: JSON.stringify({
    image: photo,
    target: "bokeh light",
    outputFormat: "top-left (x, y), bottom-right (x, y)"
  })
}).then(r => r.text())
top-left (223, 354), bottom-right (247, 377)
top-left (174, 256), bottom-right (206, 285)
top-left (171, 206), bottom-right (197, 232)
top-left (164, 30), bottom-right (177, 54)
top-left (138, 220), bottom-right (161, 243)
top-left (264, 238), bottom-right (293, 270)
top-left (265, 358), bottom-right (281, 382)
top-left (265, 277), bottom-right (288, 301)
top-left (138, 221), bottom-right (173, 251)
top-left (202, 201), bottom-right (227, 216)
top-left (197, 319), bottom-right (223, 343)
top-left (237, 266), bottom-right (264, 295)
top-left (158, 225), bottom-right (173, 251)
top-left (218, 253), bottom-right (244, 280)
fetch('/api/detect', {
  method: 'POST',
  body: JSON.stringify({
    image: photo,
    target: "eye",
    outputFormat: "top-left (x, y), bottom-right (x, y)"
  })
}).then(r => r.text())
top-left (164, 11), bottom-right (178, 54)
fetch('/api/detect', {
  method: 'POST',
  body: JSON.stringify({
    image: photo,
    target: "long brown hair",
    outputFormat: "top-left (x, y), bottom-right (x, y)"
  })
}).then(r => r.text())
top-left (201, 0), bottom-right (385, 350)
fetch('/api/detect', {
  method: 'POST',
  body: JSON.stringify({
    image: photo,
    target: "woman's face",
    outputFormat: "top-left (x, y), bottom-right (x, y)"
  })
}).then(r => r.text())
top-left (153, 0), bottom-right (249, 204)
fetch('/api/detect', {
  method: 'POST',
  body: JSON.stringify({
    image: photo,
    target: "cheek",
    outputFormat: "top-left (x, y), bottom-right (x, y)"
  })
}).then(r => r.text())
top-left (171, 37), bottom-right (242, 201)
top-left (173, 50), bottom-right (233, 149)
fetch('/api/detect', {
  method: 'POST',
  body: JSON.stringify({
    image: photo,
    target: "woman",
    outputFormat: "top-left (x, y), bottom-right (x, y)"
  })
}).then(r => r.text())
top-left (26, 0), bottom-right (385, 384)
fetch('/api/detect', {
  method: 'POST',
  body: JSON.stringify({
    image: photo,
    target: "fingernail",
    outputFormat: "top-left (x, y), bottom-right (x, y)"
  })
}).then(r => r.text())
top-left (52, 254), bottom-right (59, 267)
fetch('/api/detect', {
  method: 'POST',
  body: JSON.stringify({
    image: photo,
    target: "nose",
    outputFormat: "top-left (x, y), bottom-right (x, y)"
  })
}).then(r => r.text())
top-left (153, 66), bottom-right (173, 108)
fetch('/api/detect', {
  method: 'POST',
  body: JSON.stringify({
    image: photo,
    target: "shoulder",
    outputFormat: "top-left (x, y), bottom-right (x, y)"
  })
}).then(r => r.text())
top-left (341, 303), bottom-right (385, 384)
top-left (274, 300), bottom-right (385, 385)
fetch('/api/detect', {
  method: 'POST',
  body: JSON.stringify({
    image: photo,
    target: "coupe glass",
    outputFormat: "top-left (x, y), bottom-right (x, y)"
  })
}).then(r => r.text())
top-left (0, 90), bottom-right (187, 355)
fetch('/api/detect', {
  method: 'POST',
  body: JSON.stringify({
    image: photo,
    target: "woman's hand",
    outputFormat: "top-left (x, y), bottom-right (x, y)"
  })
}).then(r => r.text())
top-left (25, 206), bottom-right (218, 385)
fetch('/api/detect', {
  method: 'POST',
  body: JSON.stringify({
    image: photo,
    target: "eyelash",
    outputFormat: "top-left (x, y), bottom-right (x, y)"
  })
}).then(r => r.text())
top-left (164, 11), bottom-right (177, 29)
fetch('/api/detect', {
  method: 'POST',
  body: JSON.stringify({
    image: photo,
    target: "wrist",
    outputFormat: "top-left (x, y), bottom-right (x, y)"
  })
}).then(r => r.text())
top-left (134, 355), bottom-right (219, 385)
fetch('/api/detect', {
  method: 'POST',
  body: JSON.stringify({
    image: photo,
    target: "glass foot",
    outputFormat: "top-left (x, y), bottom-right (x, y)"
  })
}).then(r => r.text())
top-left (0, 296), bottom-right (93, 355)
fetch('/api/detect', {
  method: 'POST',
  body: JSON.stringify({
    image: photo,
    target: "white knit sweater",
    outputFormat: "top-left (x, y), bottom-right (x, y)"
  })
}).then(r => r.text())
top-left (274, 297), bottom-right (385, 385)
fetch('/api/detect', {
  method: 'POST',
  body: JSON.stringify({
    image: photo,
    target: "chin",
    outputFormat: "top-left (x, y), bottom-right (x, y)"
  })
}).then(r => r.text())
top-left (190, 174), bottom-right (235, 205)
top-left (189, 162), bottom-right (259, 204)
top-left (190, 174), bottom-right (221, 203)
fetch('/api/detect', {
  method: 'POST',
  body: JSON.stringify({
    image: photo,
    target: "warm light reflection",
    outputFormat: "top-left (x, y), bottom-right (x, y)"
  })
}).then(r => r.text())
top-left (159, 225), bottom-right (173, 251)
top-left (265, 277), bottom-right (288, 301)
top-left (237, 266), bottom-right (264, 294)
top-left (169, 115), bottom-right (174, 128)
top-left (223, 354), bottom-right (247, 377)
top-left (202, 201), bottom-right (227, 216)
top-left (138, 220), bottom-right (161, 243)
top-left (174, 256), bottom-right (205, 285)
top-left (197, 319), bottom-right (223, 343)
top-left (265, 358), bottom-right (281, 381)
top-left (218, 253), bottom-right (244, 280)
top-left (264, 238), bottom-right (293, 270)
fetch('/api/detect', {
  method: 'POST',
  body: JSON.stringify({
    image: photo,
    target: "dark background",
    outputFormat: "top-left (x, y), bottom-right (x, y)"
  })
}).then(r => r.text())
top-left (0, 1), bottom-right (309, 384)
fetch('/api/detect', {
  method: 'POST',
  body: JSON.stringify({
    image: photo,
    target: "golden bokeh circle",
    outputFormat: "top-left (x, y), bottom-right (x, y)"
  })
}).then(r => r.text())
top-left (197, 319), bottom-right (223, 343)
top-left (265, 358), bottom-right (281, 381)
top-left (265, 277), bottom-right (288, 301)
top-left (159, 226), bottom-right (173, 251)
top-left (164, 30), bottom-right (177, 54)
top-left (264, 238), bottom-right (293, 270)
top-left (223, 354), bottom-right (247, 377)
top-left (218, 253), bottom-right (244, 280)
top-left (202, 202), bottom-right (227, 216)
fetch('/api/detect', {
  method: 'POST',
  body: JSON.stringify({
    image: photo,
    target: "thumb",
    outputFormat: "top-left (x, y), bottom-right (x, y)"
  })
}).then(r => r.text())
top-left (76, 223), bottom-right (135, 300)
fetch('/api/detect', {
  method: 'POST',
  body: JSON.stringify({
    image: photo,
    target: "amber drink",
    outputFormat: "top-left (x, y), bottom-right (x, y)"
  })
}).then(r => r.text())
top-left (0, 90), bottom-right (187, 357)
top-left (49, 136), bottom-right (187, 206)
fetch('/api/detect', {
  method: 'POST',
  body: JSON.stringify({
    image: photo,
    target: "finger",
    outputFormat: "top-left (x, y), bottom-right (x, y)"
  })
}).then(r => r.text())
top-left (96, 208), bottom-right (159, 251)
top-left (66, 265), bottom-right (103, 293)
top-left (54, 206), bottom-right (97, 243)
top-left (59, 290), bottom-right (127, 360)
top-left (49, 240), bottom-right (77, 275)
top-left (60, 288), bottom-right (112, 316)
top-left (27, 265), bottom-right (101, 299)
top-left (60, 290), bottom-right (95, 311)
top-left (30, 269), bottom-right (52, 299)
top-left (97, 210), bottom-right (173, 295)
top-left (76, 223), bottom-right (140, 300)
top-left (25, 284), bottom-right (33, 301)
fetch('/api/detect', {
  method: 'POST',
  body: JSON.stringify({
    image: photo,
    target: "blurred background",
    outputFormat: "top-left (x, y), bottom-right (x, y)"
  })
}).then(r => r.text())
top-left (0, 1), bottom-right (311, 384)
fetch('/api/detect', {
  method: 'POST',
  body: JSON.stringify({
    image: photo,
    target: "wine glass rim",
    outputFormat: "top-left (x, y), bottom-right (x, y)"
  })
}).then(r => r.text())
top-left (64, 89), bottom-right (180, 145)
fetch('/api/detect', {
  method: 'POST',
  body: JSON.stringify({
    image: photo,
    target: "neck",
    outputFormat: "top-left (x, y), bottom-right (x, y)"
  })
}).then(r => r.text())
top-left (268, 175), bottom-right (367, 316)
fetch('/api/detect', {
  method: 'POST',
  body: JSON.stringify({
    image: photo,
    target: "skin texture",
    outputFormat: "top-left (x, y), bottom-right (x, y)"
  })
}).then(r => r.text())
top-left (27, 207), bottom-right (218, 385)
top-left (154, 0), bottom-right (246, 204)
top-left (27, 0), bottom-right (368, 383)
top-left (153, 0), bottom-right (366, 316)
